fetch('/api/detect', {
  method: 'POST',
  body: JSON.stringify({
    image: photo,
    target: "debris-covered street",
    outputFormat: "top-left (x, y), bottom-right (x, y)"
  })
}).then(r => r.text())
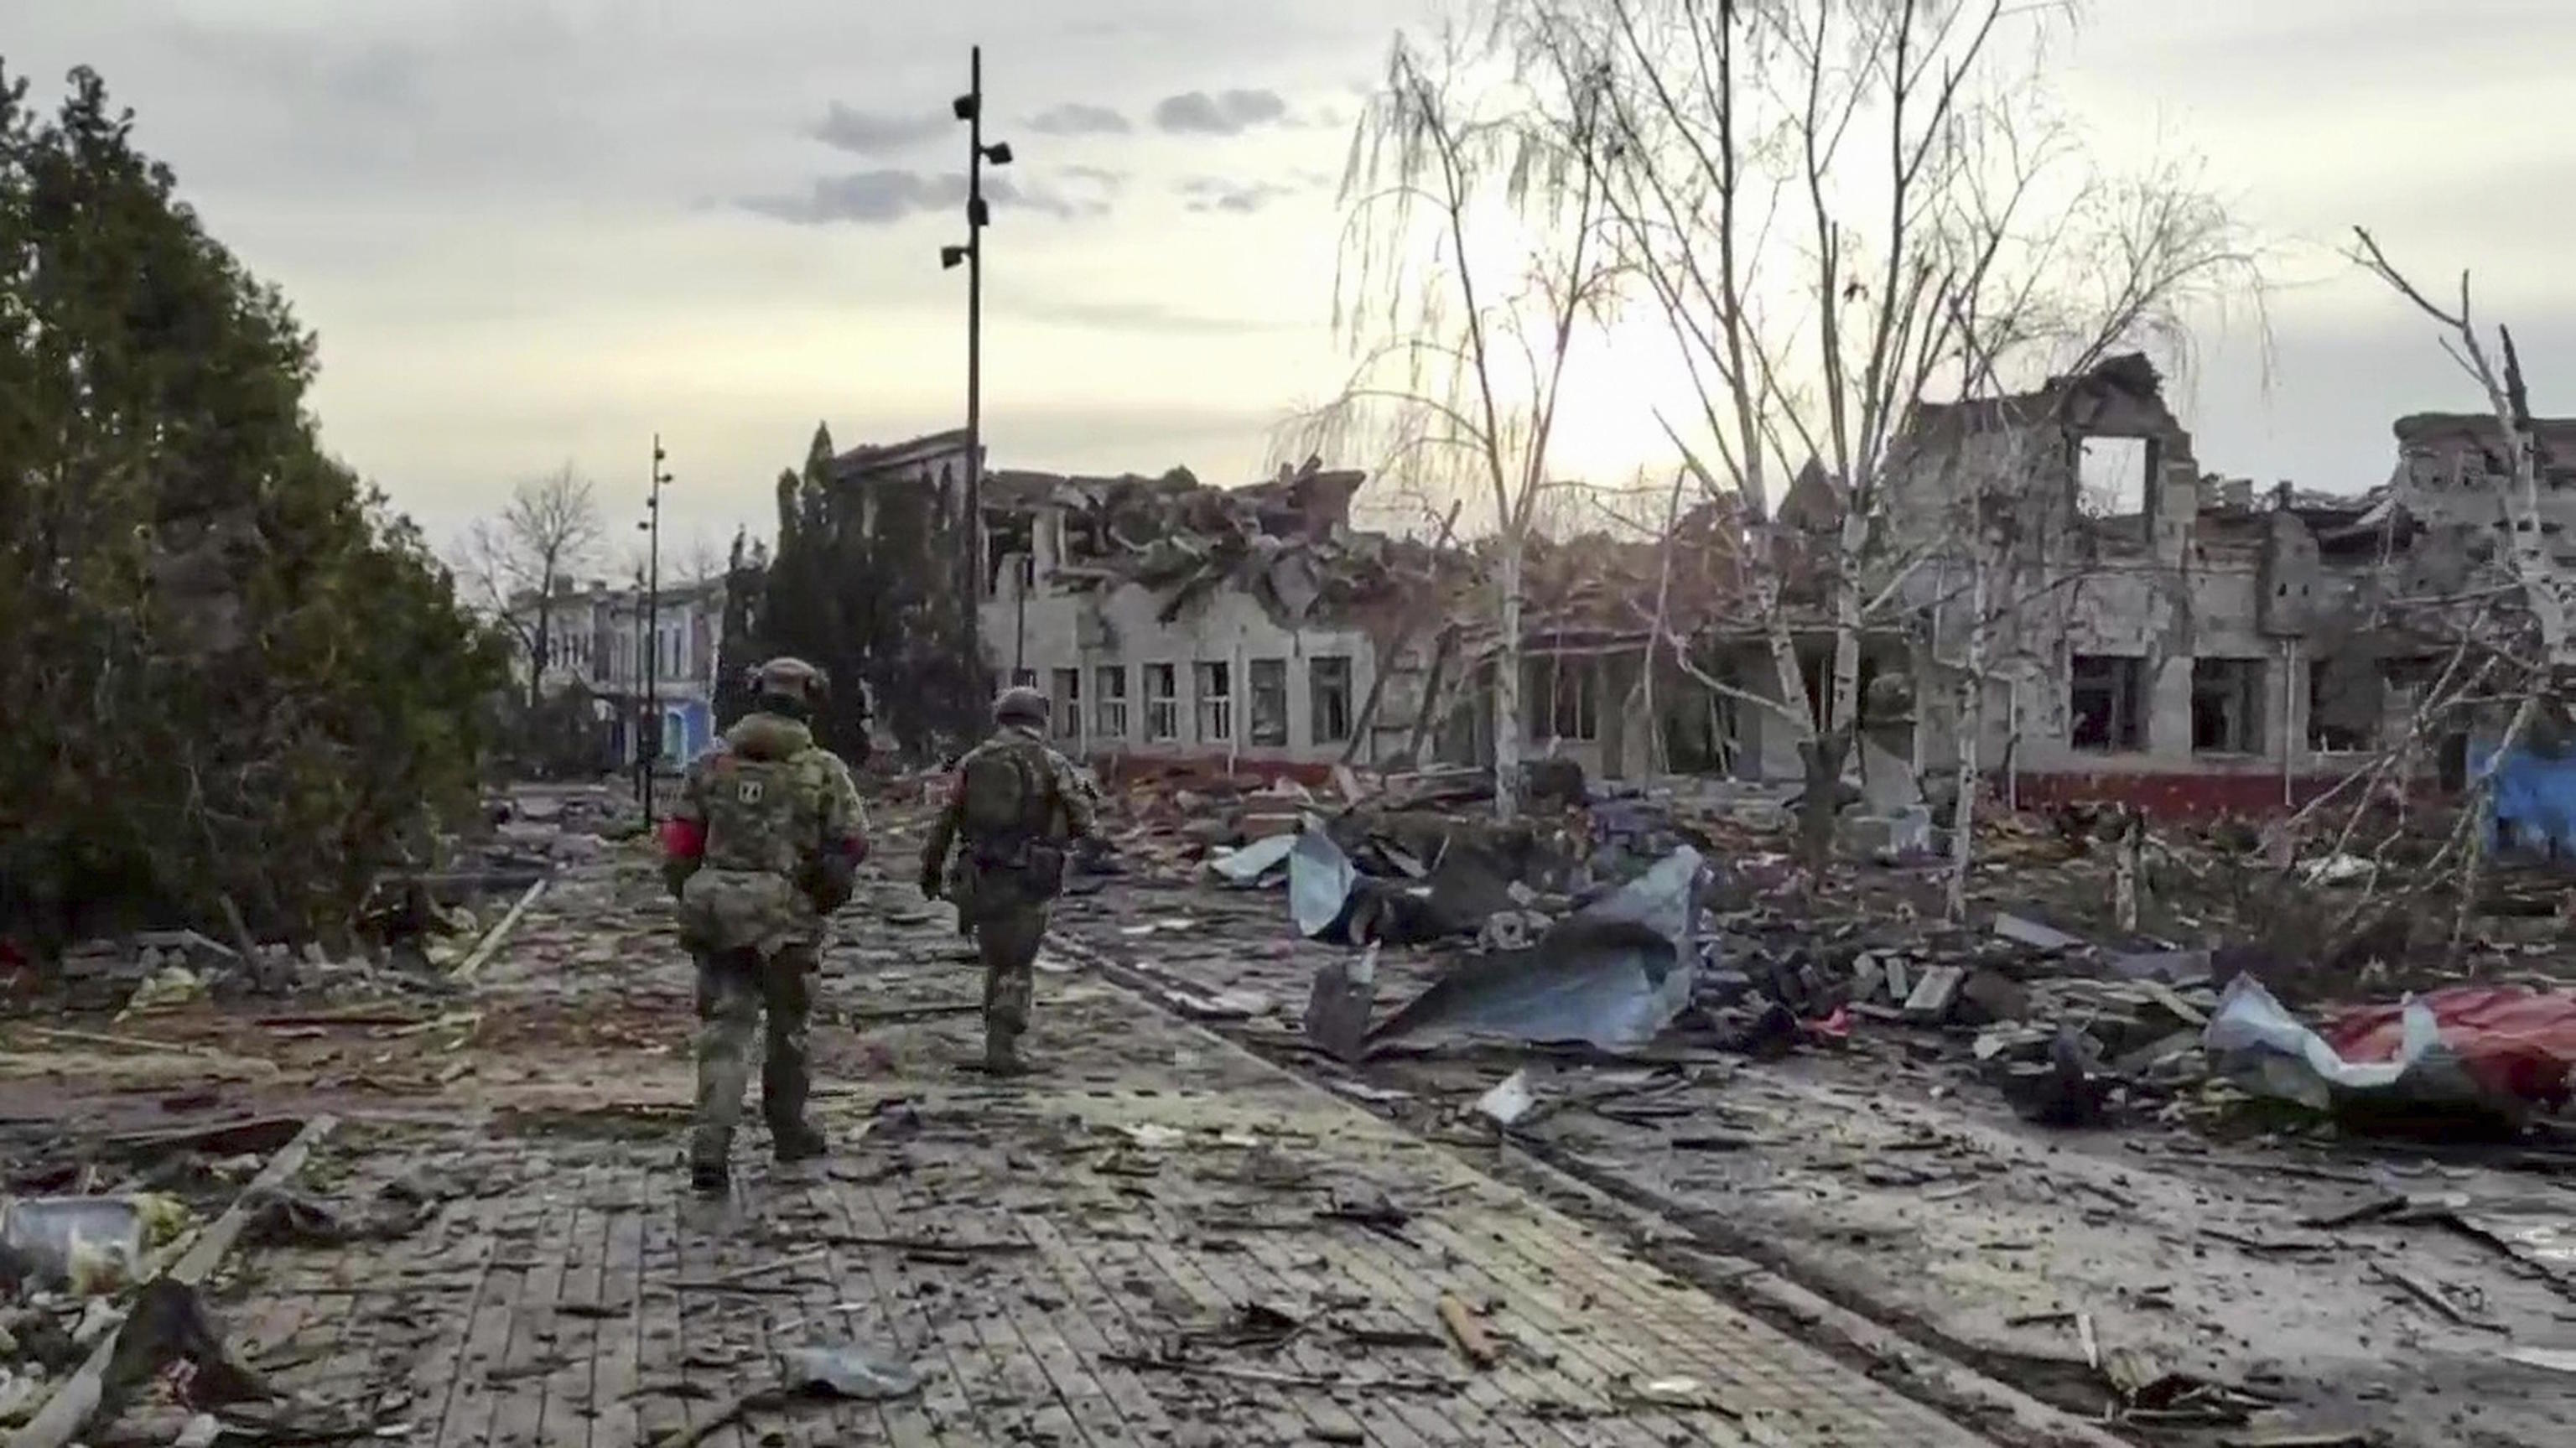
top-left (8, 781), bottom-right (2576, 1446)
top-left (13, 8), bottom-right (2576, 1444)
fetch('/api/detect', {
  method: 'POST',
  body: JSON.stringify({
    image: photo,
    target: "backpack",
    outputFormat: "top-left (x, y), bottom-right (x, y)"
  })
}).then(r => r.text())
top-left (959, 743), bottom-right (1048, 841)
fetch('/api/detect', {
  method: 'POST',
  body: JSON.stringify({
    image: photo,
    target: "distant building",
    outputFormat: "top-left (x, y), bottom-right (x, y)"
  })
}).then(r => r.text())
top-left (509, 575), bottom-right (726, 770)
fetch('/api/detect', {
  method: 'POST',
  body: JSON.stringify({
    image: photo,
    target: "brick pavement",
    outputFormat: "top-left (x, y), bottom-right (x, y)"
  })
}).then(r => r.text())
top-left (205, 874), bottom-right (2003, 1447)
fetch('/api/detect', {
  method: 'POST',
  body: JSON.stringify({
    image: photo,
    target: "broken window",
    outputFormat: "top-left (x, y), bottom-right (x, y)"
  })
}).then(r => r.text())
top-left (1193, 661), bottom-right (1233, 743)
top-left (2191, 657), bottom-right (2266, 754)
top-left (1310, 655), bottom-right (1353, 744)
top-left (983, 510), bottom-right (1033, 597)
top-left (2306, 657), bottom-right (2381, 753)
top-left (2069, 654), bottom-right (2145, 751)
top-left (2076, 437), bottom-right (2152, 516)
top-left (1145, 663), bottom-right (1179, 742)
top-left (1248, 658), bottom-right (1289, 746)
top-left (1094, 664), bottom-right (1130, 740)
top-left (1050, 667), bottom-right (1082, 742)
top-left (1524, 655), bottom-right (1600, 743)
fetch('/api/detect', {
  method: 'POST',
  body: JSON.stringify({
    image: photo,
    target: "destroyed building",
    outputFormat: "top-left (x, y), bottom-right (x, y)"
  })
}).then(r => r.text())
top-left (812, 377), bottom-right (2555, 815)
top-left (819, 428), bottom-right (1773, 784)
top-left (1889, 356), bottom-right (2560, 817)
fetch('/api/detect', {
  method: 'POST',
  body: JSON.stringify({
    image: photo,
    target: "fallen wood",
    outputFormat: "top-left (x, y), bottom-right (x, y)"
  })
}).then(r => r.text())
top-left (1437, 1295), bottom-right (1498, 1368)
top-left (1101, 1353), bottom-right (1457, 1395)
top-left (843, 1002), bottom-right (984, 1025)
top-left (454, 876), bottom-right (548, 982)
top-left (670, 1245), bottom-right (830, 1290)
top-left (18, 1025), bottom-right (207, 1057)
top-left (101, 1115), bottom-right (309, 1158)
top-left (254, 1010), bottom-right (425, 1030)
top-left (2366, 1261), bottom-right (2503, 1332)
top-left (8, 1114), bottom-right (338, 1448)
top-left (828, 1233), bottom-right (1033, 1256)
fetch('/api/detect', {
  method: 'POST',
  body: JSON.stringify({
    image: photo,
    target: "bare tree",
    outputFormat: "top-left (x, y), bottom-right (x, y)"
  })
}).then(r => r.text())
top-left (1499, 0), bottom-right (2260, 869)
top-left (2347, 228), bottom-right (2564, 966)
top-left (1287, 25), bottom-right (1625, 820)
top-left (455, 465), bottom-right (605, 708)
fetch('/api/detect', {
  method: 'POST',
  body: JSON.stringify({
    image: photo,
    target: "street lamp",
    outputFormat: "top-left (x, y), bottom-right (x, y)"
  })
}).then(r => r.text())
top-left (637, 435), bottom-right (672, 820)
top-left (948, 44), bottom-right (1010, 689)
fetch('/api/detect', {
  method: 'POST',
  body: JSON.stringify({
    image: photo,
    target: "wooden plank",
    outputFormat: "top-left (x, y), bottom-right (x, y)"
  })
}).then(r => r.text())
top-left (8, 1114), bottom-right (337, 1448)
top-left (455, 877), bottom-right (549, 982)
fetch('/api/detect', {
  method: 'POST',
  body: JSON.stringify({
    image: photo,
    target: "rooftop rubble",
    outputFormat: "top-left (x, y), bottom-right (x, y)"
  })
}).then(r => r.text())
top-left (988, 457), bottom-right (1452, 627)
top-left (985, 456), bottom-right (1768, 649)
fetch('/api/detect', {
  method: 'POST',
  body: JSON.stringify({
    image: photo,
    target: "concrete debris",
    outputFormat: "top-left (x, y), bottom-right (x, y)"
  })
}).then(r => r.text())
top-left (1475, 1068), bottom-right (1537, 1128)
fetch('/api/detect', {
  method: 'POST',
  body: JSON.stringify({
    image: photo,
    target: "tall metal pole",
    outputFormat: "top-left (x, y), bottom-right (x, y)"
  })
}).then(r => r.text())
top-left (963, 44), bottom-right (985, 688)
top-left (640, 435), bottom-right (669, 822)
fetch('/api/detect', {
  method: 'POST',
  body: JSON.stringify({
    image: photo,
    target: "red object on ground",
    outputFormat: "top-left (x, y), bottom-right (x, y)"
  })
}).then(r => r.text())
top-left (660, 817), bottom-right (707, 860)
top-left (2326, 986), bottom-right (2576, 1109)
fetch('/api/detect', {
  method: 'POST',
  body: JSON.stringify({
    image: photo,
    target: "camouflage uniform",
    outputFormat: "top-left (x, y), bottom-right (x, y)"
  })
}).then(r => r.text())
top-left (919, 688), bottom-right (1096, 1074)
top-left (662, 658), bottom-right (869, 1191)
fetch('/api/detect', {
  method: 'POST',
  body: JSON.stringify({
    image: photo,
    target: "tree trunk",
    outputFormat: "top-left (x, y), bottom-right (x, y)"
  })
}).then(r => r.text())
top-left (1826, 503), bottom-right (1871, 740)
top-left (1493, 533), bottom-right (1524, 822)
top-left (1944, 555), bottom-right (1987, 923)
top-left (529, 592), bottom-right (553, 712)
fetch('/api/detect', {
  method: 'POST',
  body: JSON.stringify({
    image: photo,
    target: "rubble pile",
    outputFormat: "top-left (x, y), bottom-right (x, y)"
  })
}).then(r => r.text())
top-left (0, 1121), bottom-right (438, 1437)
top-left (3, 785), bottom-right (617, 1019)
top-left (1018, 458), bottom-right (1454, 628)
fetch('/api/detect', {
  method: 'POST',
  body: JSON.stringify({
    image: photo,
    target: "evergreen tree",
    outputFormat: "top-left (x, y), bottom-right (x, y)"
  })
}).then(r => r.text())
top-left (714, 425), bottom-right (985, 766)
top-left (0, 64), bottom-right (510, 957)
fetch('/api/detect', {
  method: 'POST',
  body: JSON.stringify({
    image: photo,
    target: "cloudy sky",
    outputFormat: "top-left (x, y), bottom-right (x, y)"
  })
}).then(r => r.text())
top-left (2, 0), bottom-right (2566, 560)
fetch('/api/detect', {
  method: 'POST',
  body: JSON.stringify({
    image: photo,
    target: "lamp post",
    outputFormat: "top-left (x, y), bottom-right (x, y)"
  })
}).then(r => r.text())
top-left (637, 436), bottom-right (672, 820)
top-left (945, 44), bottom-right (1010, 693)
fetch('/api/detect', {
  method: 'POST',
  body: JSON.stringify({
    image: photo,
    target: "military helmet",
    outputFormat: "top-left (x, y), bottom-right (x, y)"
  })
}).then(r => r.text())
top-left (750, 657), bottom-right (828, 711)
top-left (993, 685), bottom-right (1049, 728)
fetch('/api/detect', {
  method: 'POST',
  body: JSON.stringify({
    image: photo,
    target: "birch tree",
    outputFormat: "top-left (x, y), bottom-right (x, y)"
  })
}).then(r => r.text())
top-left (1504, 0), bottom-right (2259, 867)
top-left (2350, 229), bottom-right (2564, 966)
top-left (1295, 27), bottom-right (1625, 821)
top-left (457, 465), bottom-right (605, 709)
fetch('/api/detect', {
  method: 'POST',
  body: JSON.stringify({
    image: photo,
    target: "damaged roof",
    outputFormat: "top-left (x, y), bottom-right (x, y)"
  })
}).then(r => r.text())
top-left (985, 457), bottom-right (1453, 629)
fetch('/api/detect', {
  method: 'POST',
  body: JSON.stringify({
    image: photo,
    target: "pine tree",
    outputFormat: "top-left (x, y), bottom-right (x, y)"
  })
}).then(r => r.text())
top-left (0, 64), bottom-right (511, 957)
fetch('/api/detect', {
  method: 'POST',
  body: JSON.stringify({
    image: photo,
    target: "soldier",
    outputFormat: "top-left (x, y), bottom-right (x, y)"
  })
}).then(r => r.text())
top-left (918, 686), bottom-right (1096, 1076)
top-left (661, 657), bottom-right (869, 1192)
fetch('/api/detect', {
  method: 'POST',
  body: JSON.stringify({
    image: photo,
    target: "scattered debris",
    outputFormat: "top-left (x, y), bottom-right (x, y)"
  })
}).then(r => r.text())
top-left (1475, 1068), bottom-right (1536, 1129)
top-left (1436, 1295), bottom-right (1499, 1368)
top-left (1366, 848), bottom-right (1704, 1053)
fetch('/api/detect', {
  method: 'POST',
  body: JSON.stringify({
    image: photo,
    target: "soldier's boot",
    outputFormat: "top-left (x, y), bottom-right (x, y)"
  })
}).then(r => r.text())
top-left (688, 1127), bottom-right (732, 1193)
top-left (982, 1024), bottom-right (1031, 1077)
top-left (771, 1117), bottom-right (827, 1162)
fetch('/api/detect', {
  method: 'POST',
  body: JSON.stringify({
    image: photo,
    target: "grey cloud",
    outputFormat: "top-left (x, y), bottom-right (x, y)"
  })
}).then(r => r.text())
top-left (810, 101), bottom-right (948, 156)
top-left (1027, 102), bottom-right (1131, 136)
top-left (999, 297), bottom-right (1294, 335)
top-left (1063, 164), bottom-right (1127, 192)
top-left (740, 170), bottom-right (1084, 226)
top-left (1152, 89), bottom-right (1290, 136)
top-left (1177, 176), bottom-right (1299, 215)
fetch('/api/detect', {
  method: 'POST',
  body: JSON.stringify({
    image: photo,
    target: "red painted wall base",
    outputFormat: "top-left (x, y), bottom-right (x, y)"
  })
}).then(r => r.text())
top-left (2008, 770), bottom-right (2430, 822)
